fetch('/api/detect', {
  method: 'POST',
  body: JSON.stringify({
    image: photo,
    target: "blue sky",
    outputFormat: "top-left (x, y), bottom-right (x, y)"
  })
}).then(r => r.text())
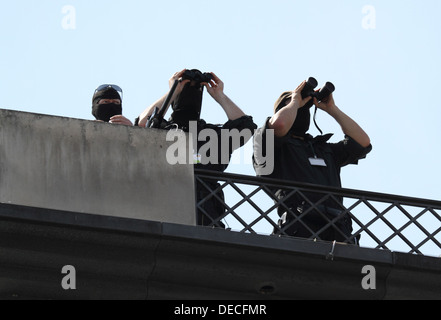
top-left (1, 1), bottom-right (441, 252)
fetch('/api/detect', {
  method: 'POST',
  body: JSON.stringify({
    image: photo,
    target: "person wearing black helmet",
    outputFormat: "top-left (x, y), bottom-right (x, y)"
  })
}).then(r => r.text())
top-left (253, 80), bottom-right (372, 244)
top-left (92, 84), bottom-right (133, 126)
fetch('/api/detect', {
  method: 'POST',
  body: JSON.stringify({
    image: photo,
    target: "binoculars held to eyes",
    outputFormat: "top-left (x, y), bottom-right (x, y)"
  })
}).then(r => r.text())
top-left (301, 77), bottom-right (335, 108)
top-left (182, 69), bottom-right (213, 84)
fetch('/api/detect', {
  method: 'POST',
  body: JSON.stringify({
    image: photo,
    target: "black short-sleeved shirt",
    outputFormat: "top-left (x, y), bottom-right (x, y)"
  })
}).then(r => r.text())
top-left (253, 118), bottom-right (372, 208)
top-left (171, 115), bottom-right (258, 173)
top-left (174, 116), bottom-right (257, 227)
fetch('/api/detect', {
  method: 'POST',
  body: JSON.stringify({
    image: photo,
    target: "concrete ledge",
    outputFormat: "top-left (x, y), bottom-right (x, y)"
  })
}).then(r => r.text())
top-left (0, 108), bottom-right (195, 225)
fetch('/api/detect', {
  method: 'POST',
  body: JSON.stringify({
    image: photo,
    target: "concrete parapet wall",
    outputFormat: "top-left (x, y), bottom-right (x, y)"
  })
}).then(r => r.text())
top-left (0, 109), bottom-right (196, 225)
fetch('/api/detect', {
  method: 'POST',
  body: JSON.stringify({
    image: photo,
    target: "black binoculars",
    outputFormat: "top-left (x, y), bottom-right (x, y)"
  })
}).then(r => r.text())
top-left (182, 69), bottom-right (213, 84)
top-left (301, 77), bottom-right (335, 108)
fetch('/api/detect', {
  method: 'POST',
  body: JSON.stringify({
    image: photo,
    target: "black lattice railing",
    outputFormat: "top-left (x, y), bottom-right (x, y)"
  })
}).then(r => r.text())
top-left (195, 169), bottom-right (441, 257)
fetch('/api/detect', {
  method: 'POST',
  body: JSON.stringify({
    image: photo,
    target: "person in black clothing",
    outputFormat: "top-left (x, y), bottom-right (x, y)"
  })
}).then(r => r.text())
top-left (92, 84), bottom-right (133, 126)
top-left (253, 80), bottom-right (372, 244)
top-left (137, 69), bottom-right (257, 228)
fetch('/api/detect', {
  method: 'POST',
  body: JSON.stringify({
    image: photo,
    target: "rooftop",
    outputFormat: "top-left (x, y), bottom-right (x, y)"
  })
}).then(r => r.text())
top-left (0, 108), bottom-right (440, 300)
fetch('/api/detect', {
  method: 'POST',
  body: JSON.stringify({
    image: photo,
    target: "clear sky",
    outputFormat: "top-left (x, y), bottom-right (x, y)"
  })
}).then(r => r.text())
top-left (1, 1), bottom-right (441, 253)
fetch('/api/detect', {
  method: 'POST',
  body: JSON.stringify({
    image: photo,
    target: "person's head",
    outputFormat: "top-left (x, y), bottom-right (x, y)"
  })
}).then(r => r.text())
top-left (92, 84), bottom-right (123, 122)
top-left (169, 70), bottom-right (205, 128)
top-left (274, 91), bottom-right (311, 137)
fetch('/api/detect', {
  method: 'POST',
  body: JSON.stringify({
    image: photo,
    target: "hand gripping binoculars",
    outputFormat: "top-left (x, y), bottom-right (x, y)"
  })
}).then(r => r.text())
top-left (182, 69), bottom-right (213, 85)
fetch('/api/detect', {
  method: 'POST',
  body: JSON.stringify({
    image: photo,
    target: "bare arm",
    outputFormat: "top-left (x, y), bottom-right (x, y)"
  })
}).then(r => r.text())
top-left (137, 94), bottom-right (167, 128)
top-left (268, 81), bottom-right (312, 137)
top-left (137, 69), bottom-right (190, 127)
top-left (314, 96), bottom-right (371, 147)
top-left (203, 73), bottom-right (246, 121)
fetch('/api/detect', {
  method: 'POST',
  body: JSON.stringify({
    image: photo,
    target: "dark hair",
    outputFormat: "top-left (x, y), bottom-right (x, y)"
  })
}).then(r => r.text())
top-left (274, 91), bottom-right (292, 114)
top-left (273, 91), bottom-right (311, 136)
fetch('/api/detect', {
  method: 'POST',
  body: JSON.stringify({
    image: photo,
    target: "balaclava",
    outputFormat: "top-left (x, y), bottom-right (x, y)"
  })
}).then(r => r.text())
top-left (274, 91), bottom-right (311, 137)
top-left (170, 82), bottom-right (203, 129)
top-left (92, 87), bottom-right (123, 122)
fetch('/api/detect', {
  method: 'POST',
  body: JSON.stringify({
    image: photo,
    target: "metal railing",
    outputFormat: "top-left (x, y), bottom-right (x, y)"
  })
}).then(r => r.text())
top-left (195, 169), bottom-right (441, 257)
